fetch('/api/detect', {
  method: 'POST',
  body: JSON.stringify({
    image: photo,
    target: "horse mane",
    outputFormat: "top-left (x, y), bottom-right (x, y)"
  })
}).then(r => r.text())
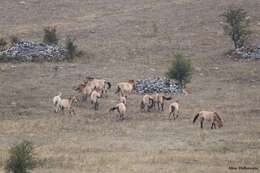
top-left (128, 80), bottom-right (135, 84)
top-left (214, 112), bottom-right (223, 124)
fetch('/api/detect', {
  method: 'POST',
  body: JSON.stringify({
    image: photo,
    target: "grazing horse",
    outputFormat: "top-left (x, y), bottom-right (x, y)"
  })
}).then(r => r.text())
top-left (115, 80), bottom-right (135, 97)
top-left (168, 101), bottom-right (180, 120)
top-left (193, 111), bottom-right (223, 129)
top-left (85, 77), bottom-right (111, 96)
top-left (152, 93), bottom-right (172, 111)
top-left (59, 96), bottom-right (77, 115)
top-left (140, 94), bottom-right (154, 111)
top-left (109, 102), bottom-right (126, 121)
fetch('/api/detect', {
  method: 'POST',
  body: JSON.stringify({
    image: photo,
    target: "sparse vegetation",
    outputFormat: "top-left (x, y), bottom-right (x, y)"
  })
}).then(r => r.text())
top-left (221, 7), bottom-right (250, 49)
top-left (166, 53), bottom-right (192, 88)
top-left (10, 35), bottom-right (20, 45)
top-left (0, 36), bottom-right (7, 51)
top-left (43, 26), bottom-right (59, 45)
top-left (65, 36), bottom-right (77, 61)
top-left (5, 141), bottom-right (37, 173)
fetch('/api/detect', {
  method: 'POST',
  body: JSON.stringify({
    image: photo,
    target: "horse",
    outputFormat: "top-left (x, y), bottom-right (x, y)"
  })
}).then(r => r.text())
top-left (152, 93), bottom-right (172, 111)
top-left (109, 102), bottom-right (126, 121)
top-left (53, 92), bottom-right (62, 113)
top-left (90, 89), bottom-right (102, 110)
top-left (59, 96), bottom-right (77, 115)
top-left (140, 94), bottom-right (154, 111)
top-left (115, 80), bottom-right (135, 97)
top-left (85, 77), bottom-right (111, 96)
top-left (168, 101), bottom-right (180, 120)
top-left (193, 111), bottom-right (223, 129)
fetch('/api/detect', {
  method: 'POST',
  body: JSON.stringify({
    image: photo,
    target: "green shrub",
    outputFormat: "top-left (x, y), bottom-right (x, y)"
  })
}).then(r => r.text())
top-left (0, 37), bottom-right (7, 51)
top-left (221, 7), bottom-right (250, 49)
top-left (65, 36), bottom-right (77, 61)
top-left (43, 26), bottom-right (58, 45)
top-left (5, 141), bottom-right (37, 173)
top-left (166, 53), bottom-right (192, 88)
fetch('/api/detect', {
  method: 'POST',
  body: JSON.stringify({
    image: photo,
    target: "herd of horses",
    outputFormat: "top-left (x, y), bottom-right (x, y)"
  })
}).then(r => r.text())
top-left (53, 77), bottom-right (224, 129)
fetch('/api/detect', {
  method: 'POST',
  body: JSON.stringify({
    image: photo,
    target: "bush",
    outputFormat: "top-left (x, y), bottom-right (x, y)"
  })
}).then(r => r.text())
top-left (166, 53), bottom-right (192, 88)
top-left (65, 36), bottom-right (77, 61)
top-left (0, 37), bottom-right (7, 51)
top-left (43, 26), bottom-right (58, 45)
top-left (221, 7), bottom-right (250, 49)
top-left (5, 141), bottom-right (37, 173)
top-left (10, 35), bottom-right (20, 45)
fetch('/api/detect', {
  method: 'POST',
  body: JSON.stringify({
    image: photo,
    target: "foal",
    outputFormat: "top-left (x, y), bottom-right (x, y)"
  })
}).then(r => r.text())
top-left (115, 80), bottom-right (135, 97)
top-left (193, 111), bottom-right (223, 129)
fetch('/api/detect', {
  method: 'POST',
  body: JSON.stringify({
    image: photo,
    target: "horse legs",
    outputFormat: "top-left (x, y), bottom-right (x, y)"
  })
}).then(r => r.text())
top-left (94, 102), bottom-right (98, 110)
top-left (200, 118), bottom-right (204, 128)
top-left (169, 112), bottom-right (172, 120)
top-left (211, 122), bottom-right (214, 129)
top-left (157, 102), bottom-right (160, 111)
top-left (161, 103), bottom-right (164, 111)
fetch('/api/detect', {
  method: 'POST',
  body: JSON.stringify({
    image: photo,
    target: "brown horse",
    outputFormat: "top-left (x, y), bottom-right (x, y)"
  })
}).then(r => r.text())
top-left (193, 111), bottom-right (223, 129)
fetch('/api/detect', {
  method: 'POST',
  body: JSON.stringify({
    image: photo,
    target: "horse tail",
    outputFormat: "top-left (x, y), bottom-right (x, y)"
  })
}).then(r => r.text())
top-left (170, 105), bottom-right (175, 113)
top-left (148, 98), bottom-right (154, 109)
top-left (140, 101), bottom-right (145, 109)
top-left (115, 86), bottom-right (121, 94)
top-left (109, 106), bottom-right (118, 112)
top-left (105, 81), bottom-right (111, 89)
top-left (163, 96), bottom-right (172, 100)
top-left (193, 113), bottom-right (200, 123)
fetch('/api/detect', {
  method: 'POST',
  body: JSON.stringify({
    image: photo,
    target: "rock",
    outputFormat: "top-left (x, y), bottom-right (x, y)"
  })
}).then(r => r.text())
top-left (0, 40), bottom-right (67, 62)
top-left (135, 78), bottom-right (181, 94)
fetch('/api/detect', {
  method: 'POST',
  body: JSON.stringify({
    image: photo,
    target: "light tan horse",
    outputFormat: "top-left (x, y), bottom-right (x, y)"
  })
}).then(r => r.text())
top-left (140, 94), bottom-right (154, 111)
top-left (193, 111), bottom-right (223, 129)
top-left (152, 93), bottom-right (172, 111)
top-left (115, 80), bottom-right (135, 97)
top-left (109, 102), bottom-right (126, 121)
top-left (85, 77), bottom-right (111, 96)
top-left (168, 101), bottom-right (180, 120)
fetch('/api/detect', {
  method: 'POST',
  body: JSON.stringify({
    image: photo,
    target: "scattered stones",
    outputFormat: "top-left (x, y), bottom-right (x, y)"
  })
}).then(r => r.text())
top-left (232, 45), bottom-right (260, 60)
top-left (0, 40), bottom-right (67, 62)
top-left (135, 78), bottom-right (181, 94)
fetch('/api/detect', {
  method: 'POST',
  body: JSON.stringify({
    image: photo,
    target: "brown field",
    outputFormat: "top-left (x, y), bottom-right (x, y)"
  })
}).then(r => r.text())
top-left (0, 0), bottom-right (259, 172)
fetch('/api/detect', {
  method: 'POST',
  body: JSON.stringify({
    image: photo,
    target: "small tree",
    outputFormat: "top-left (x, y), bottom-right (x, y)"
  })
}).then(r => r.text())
top-left (0, 37), bottom-right (7, 51)
top-left (10, 35), bottom-right (20, 45)
top-left (221, 7), bottom-right (250, 49)
top-left (166, 53), bottom-right (192, 88)
top-left (65, 36), bottom-right (77, 61)
top-left (43, 26), bottom-right (58, 45)
top-left (5, 141), bottom-right (37, 173)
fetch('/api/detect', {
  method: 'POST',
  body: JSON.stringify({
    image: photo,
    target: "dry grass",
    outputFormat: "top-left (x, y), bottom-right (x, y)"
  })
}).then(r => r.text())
top-left (0, 0), bottom-right (259, 172)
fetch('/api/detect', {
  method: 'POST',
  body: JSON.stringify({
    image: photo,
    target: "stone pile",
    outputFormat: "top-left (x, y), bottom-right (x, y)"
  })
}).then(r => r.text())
top-left (0, 40), bottom-right (66, 62)
top-left (232, 45), bottom-right (260, 59)
top-left (135, 78), bottom-right (181, 94)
